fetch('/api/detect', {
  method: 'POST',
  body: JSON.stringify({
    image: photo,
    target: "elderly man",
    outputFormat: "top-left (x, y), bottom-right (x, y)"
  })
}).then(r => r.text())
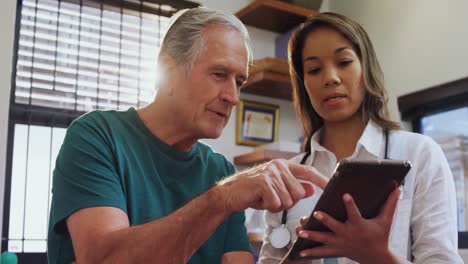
top-left (47, 7), bottom-right (327, 264)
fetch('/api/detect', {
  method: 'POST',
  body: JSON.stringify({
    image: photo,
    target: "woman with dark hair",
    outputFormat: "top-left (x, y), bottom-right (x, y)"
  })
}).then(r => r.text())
top-left (258, 12), bottom-right (462, 264)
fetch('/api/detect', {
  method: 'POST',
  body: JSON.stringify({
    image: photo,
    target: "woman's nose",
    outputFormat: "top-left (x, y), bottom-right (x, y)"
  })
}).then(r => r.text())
top-left (323, 67), bottom-right (340, 88)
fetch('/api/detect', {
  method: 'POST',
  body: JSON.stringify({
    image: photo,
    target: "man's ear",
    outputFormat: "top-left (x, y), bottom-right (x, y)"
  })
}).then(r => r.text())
top-left (157, 54), bottom-right (182, 96)
top-left (158, 54), bottom-right (178, 73)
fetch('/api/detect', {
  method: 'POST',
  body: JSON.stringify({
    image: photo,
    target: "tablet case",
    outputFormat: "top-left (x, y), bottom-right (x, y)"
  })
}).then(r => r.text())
top-left (287, 159), bottom-right (412, 260)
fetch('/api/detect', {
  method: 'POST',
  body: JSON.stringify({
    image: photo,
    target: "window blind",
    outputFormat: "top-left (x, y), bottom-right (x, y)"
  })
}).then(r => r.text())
top-left (15, 0), bottom-right (169, 112)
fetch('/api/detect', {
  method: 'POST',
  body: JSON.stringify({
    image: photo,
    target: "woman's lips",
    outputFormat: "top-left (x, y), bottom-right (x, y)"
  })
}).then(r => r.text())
top-left (323, 94), bottom-right (346, 106)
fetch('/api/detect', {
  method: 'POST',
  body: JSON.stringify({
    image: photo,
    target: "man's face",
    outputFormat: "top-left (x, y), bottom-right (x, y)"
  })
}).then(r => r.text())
top-left (172, 24), bottom-right (248, 140)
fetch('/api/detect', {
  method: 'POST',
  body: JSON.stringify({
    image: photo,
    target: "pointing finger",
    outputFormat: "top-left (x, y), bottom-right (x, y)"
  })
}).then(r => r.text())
top-left (288, 163), bottom-right (329, 190)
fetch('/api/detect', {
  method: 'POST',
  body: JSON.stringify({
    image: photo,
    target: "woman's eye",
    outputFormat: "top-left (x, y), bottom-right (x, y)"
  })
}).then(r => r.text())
top-left (339, 60), bottom-right (353, 67)
top-left (307, 68), bottom-right (321, 75)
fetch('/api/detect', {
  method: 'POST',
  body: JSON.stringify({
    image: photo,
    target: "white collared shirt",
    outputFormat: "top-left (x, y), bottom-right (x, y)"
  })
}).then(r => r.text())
top-left (258, 121), bottom-right (463, 264)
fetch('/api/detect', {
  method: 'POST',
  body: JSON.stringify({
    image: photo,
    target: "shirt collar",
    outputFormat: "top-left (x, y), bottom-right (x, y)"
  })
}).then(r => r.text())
top-left (356, 121), bottom-right (385, 158)
top-left (306, 127), bottom-right (326, 163)
top-left (307, 121), bottom-right (385, 160)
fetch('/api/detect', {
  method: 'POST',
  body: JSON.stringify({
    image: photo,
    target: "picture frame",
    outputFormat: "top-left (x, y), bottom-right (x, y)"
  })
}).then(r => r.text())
top-left (236, 100), bottom-right (279, 146)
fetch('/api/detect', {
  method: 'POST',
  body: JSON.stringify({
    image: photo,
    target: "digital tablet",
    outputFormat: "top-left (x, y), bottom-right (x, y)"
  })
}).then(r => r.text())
top-left (287, 159), bottom-right (412, 260)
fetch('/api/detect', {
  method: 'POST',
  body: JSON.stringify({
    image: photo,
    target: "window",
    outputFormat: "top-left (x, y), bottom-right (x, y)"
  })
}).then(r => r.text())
top-left (2, 0), bottom-right (198, 262)
top-left (16, 0), bottom-right (166, 111)
top-left (398, 76), bottom-right (468, 247)
top-left (420, 107), bottom-right (468, 231)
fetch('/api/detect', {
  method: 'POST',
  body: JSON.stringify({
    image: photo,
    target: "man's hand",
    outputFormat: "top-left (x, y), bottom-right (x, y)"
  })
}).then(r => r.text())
top-left (217, 159), bottom-right (328, 213)
top-left (67, 159), bottom-right (327, 264)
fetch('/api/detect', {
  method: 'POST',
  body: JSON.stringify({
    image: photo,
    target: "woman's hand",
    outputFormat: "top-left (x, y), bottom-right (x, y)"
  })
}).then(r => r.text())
top-left (295, 187), bottom-right (402, 264)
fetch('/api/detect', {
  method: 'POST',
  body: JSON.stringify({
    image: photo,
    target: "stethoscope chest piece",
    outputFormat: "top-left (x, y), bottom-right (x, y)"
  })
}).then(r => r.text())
top-left (270, 224), bottom-right (291, 249)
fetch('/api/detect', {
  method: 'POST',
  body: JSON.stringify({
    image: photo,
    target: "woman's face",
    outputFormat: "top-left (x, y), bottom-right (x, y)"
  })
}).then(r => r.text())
top-left (302, 26), bottom-right (365, 125)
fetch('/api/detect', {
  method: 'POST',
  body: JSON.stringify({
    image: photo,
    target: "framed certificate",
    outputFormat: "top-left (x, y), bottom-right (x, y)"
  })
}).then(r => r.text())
top-left (236, 100), bottom-right (279, 146)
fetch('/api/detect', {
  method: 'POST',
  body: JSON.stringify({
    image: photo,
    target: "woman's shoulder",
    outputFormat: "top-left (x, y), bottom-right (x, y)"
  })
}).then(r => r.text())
top-left (390, 129), bottom-right (447, 164)
top-left (391, 129), bottom-right (440, 149)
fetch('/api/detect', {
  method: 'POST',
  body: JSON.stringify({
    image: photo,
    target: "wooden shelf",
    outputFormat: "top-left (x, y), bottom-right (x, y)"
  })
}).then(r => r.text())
top-left (235, 0), bottom-right (318, 33)
top-left (241, 70), bottom-right (292, 100)
top-left (234, 149), bottom-right (299, 166)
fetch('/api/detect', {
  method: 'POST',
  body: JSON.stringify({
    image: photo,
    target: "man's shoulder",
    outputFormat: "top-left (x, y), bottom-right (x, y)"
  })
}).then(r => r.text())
top-left (69, 109), bottom-right (133, 133)
top-left (196, 141), bottom-right (235, 172)
top-left (196, 141), bottom-right (228, 160)
top-left (73, 109), bottom-right (125, 126)
top-left (62, 109), bottom-right (137, 151)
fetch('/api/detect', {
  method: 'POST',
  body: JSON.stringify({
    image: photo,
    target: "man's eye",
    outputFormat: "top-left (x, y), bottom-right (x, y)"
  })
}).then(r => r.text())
top-left (213, 72), bottom-right (226, 79)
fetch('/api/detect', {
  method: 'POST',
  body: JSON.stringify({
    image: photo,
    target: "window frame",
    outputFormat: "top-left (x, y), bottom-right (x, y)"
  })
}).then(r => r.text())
top-left (398, 76), bottom-right (468, 132)
top-left (398, 76), bottom-right (468, 248)
top-left (1, 0), bottom-right (199, 261)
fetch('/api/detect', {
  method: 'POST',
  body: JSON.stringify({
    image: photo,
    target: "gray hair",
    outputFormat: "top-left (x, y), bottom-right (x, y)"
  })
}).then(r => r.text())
top-left (159, 7), bottom-right (253, 71)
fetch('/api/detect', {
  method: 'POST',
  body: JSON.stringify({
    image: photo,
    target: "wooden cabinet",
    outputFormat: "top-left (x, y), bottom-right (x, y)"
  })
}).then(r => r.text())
top-left (235, 0), bottom-right (320, 100)
top-left (242, 57), bottom-right (292, 100)
top-left (242, 70), bottom-right (292, 100)
top-left (235, 0), bottom-right (317, 33)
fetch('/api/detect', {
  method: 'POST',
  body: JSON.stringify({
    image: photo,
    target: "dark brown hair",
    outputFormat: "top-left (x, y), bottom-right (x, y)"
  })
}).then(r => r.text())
top-left (288, 12), bottom-right (400, 152)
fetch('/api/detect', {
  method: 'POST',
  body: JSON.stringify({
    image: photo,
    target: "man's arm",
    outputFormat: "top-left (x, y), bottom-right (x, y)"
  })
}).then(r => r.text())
top-left (68, 186), bottom-right (230, 263)
top-left (222, 251), bottom-right (255, 264)
top-left (68, 160), bottom-right (328, 263)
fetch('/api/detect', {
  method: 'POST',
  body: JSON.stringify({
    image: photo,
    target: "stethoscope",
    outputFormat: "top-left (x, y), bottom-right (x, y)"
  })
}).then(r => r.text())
top-left (269, 130), bottom-right (391, 249)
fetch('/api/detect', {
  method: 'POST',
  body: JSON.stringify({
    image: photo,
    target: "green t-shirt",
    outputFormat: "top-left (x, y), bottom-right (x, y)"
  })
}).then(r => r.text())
top-left (47, 108), bottom-right (251, 264)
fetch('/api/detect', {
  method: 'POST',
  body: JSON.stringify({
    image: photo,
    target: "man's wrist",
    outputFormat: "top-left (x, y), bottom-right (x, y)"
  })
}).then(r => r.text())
top-left (207, 184), bottom-right (231, 218)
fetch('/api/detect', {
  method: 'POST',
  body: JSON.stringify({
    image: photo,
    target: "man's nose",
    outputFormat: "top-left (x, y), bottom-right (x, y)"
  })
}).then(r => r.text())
top-left (221, 79), bottom-right (240, 106)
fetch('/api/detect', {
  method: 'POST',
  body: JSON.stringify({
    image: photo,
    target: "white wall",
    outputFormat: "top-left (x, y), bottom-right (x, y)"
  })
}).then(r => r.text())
top-left (320, 0), bottom-right (331, 12)
top-left (199, 0), bottom-right (303, 162)
top-left (329, 0), bottom-right (468, 120)
top-left (0, 0), bottom-right (16, 251)
top-left (198, 0), bottom-right (279, 58)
